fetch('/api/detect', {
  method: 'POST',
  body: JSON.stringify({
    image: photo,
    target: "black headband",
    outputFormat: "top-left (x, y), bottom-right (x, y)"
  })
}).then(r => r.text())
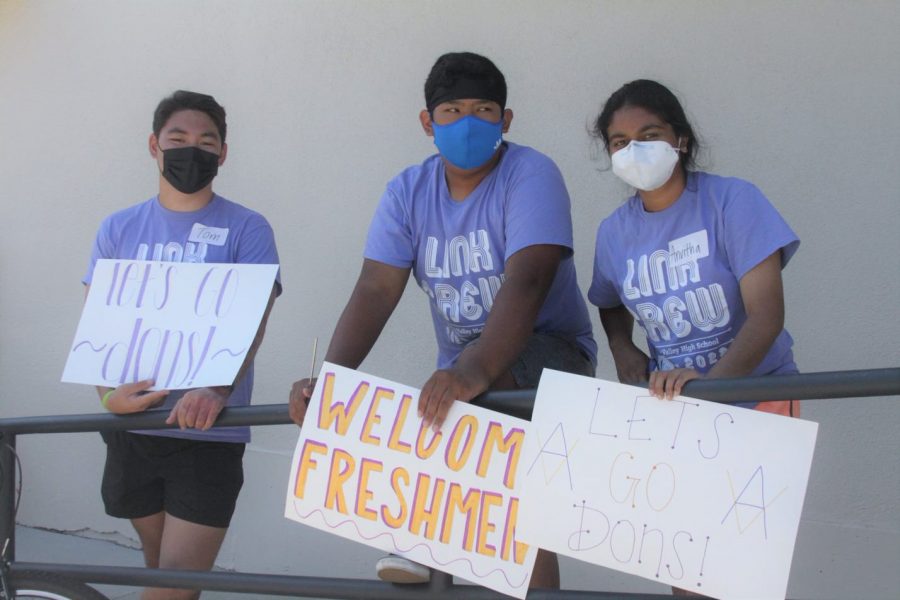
top-left (426, 77), bottom-right (506, 112)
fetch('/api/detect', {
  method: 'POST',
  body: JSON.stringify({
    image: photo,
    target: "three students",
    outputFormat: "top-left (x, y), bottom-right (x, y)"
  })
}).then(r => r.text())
top-left (86, 59), bottom-right (799, 598)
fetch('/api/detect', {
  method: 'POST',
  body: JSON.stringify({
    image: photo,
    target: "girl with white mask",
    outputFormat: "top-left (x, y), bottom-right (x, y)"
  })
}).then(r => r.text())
top-left (587, 80), bottom-right (801, 447)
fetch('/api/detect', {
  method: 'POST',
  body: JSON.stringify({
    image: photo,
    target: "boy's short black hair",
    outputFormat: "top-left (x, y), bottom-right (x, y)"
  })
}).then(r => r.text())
top-left (424, 52), bottom-right (507, 112)
top-left (152, 90), bottom-right (227, 142)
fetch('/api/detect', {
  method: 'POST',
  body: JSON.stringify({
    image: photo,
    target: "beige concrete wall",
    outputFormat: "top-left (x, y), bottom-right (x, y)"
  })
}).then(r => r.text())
top-left (1, 1), bottom-right (898, 596)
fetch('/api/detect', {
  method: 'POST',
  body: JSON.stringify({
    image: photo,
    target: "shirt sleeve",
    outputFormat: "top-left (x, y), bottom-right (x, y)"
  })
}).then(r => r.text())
top-left (588, 221), bottom-right (623, 308)
top-left (82, 216), bottom-right (116, 285)
top-left (363, 186), bottom-right (415, 268)
top-left (504, 157), bottom-right (574, 260)
top-left (721, 180), bottom-right (800, 280)
top-left (236, 213), bottom-right (283, 295)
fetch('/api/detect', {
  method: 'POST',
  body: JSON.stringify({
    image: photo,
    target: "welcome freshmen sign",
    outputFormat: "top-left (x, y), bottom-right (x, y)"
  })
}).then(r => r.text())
top-left (63, 259), bottom-right (278, 390)
top-left (284, 363), bottom-right (537, 598)
top-left (518, 370), bottom-right (818, 600)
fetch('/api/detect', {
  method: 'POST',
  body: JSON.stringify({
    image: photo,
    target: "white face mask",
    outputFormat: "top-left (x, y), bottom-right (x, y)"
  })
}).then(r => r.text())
top-left (611, 140), bottom-right (680, 191)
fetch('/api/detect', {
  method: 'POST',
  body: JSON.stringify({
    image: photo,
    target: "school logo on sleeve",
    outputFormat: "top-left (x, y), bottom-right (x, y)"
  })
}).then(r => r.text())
top-left (189, 223), bottom-right (229, 246)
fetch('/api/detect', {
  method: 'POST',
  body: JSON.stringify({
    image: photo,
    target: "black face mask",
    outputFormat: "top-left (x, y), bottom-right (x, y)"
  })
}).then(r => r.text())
top-left (160, 146), bottom-right (219, 194)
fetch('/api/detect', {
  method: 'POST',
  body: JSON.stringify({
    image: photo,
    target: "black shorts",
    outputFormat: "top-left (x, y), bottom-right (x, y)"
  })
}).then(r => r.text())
top-left (101, 431), bottom-right (245, 528)
top-left (509, 332), bottom-right (596, 388)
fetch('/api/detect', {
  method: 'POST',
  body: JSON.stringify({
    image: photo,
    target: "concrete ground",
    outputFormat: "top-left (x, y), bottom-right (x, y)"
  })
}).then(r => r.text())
top-left (13, 525), bottom-right (281, 599)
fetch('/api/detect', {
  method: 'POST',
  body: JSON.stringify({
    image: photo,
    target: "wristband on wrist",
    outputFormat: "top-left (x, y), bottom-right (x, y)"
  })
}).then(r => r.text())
top-left (101, 389), bottom-right (115, 410)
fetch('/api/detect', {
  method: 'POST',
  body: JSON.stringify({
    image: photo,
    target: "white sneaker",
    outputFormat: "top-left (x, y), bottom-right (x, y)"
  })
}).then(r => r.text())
top-left (375, 555), bottom-right (431, 584)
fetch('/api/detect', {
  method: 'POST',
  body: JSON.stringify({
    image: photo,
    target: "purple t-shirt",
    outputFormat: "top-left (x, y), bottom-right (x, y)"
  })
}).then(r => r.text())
top-left (83, 194), bottom-right (281, 443)
top-left (589, 171), bottom-right (799, 379)
top-left (365, 142), bottom-right (597, 369)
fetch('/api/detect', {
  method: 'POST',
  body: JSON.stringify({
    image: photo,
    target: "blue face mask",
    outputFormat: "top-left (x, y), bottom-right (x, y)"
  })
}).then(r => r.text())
top-left (432, 114), bottom-right (504, 170)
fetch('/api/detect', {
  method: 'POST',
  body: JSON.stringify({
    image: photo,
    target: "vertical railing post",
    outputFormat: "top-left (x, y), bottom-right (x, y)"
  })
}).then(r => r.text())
top-left (429, 570), bottom-right (453, 592)
top-left (0, 430), bottom-right (16, 562)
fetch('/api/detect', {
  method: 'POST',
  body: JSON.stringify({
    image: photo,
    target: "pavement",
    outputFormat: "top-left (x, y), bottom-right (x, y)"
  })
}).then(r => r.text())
top-left (14, 525), bottom-right (278, 599)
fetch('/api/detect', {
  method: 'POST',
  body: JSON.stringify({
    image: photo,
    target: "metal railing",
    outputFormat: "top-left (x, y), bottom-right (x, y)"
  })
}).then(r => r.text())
top-left (2, 367), bottom-right (898, 599)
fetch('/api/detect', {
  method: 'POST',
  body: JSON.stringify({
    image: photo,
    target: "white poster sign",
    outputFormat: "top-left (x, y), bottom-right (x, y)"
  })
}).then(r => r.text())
top-left (518, 370), bottom-right (818, 600)
top-left (63, 259), bottom-right (278, 390)
top-left (284, 363), bottom-right (537, 598)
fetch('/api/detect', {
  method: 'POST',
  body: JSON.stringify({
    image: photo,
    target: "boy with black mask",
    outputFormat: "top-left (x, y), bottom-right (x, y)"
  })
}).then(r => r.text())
top-left (84, 90), bottom-right (280, 600)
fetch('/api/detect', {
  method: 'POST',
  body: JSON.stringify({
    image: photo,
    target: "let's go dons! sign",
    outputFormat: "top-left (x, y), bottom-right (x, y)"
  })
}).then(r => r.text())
top-left (284, 363), bottom-right (537, 598)
top-left (518, 370), bottom-right (818, 600)
top-left (63, 259), bottom-right (278, 390)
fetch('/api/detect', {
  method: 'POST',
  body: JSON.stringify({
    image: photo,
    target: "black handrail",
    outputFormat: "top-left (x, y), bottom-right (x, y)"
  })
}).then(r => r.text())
top-left (2, 368), bottom-right (897, 434)
top-left (8, 561), bottom-right (669, 599)
top-left (2, 367), bottom-right (898, 598)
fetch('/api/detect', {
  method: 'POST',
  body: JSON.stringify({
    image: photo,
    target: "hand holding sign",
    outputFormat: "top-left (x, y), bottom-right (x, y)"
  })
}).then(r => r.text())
top-left (288, 378), bottom-right (316, 425)
top-left (649, 367), bottom-right (702, 400)
top-left (103, 380), bottom-right (169, 413)
top-left (418, 364), bottom-right (490, 432)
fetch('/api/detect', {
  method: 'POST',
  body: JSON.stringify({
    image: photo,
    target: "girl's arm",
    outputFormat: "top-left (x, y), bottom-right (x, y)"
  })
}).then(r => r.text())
top-left (600, 304), bottom-right (651, 384)
top-left (649, 251), bottom-right (785, 399)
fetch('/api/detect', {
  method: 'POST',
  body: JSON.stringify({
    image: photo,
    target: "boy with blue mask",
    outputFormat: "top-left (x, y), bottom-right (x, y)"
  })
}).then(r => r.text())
top-left (289, 52), bottom-right (596, 589)
top-left (425, 61), bottom-right (508, 170)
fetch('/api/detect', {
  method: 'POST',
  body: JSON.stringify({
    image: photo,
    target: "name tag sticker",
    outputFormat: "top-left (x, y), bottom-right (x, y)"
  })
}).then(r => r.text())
top-left (189, 223), bottom-right (229, 246)
top-left (667, 229), bottom-right (709, 269)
